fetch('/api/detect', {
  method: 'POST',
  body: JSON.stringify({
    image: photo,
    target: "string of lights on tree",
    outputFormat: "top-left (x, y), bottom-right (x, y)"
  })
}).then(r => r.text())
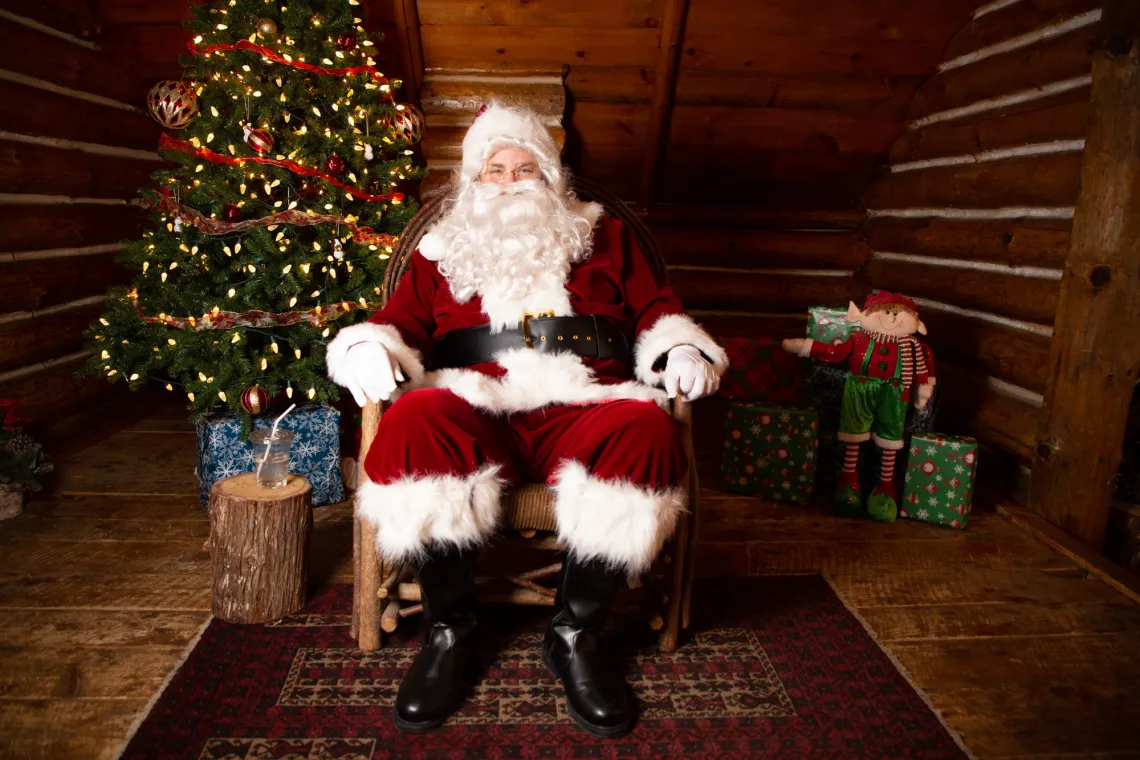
top-left (85, 0), bottom-right (425, 420)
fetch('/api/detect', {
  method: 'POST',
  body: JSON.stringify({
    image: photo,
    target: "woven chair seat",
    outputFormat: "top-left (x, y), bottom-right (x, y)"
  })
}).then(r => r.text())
top-left (501, 484), bottom-right (559, 532)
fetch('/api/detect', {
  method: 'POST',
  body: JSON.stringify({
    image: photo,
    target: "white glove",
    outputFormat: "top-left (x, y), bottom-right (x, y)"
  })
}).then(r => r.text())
top-left (663, 345), bottom-right (719, 402)
top-left (343, 342), bottom-right (405, 406)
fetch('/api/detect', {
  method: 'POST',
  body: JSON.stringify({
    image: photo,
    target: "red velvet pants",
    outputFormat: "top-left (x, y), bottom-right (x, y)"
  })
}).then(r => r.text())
top-left (363, 388), bottom-right (687, 490)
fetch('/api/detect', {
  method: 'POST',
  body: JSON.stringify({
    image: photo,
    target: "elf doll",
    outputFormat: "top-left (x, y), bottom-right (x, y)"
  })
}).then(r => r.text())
top-left (782, 292), bottom-right (935, 522)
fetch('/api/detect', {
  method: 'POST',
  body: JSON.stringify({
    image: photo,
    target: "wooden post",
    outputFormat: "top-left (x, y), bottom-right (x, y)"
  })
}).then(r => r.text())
top-left (1030, 0), bottom-right (1140, 549)
top-left (637, 0), bottom-right (690, 208)
top-left (209, 473), bottom-right (312, 624)
top-left (393, 0), bottom-right (424, 106)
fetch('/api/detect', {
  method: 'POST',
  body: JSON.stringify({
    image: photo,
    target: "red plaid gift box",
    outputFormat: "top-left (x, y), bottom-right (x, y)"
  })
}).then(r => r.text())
top-left (717, 337), bottom-right (806, 403)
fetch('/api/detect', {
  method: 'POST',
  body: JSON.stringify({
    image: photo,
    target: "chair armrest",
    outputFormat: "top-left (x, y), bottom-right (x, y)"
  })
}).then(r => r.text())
top-left (358, 401), bottom-right (387, 485)
top-left (670, 396), bottom-right (692, 426)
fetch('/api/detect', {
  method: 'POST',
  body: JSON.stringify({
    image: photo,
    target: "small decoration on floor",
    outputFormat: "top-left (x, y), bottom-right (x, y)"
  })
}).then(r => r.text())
top-left (147, 80), bottom-right (199, 129)
top-left (255, 17), bottom-right (278, 36)
top-left (240, 384), bottom-right (271, 414)
top-left (380, 103), bottom-right (425, 145)
top-left (0, 400), bottom-right (53, 520)
top-left (222, 203), bottom-right (242, 223)
top-left (325, 154), bottom-right (345, 174)
top-left (900, 434), bottom-right (977, 528)
top-left (783, 292), bottom-right (936, 523)
top-left (244, 126), bottom-right (275, 155)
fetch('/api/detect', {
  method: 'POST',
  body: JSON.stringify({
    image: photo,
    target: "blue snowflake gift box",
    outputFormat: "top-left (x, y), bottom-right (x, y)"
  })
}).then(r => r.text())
top-left (900, 433), bottom-right (978, 529)
top-left (195, 403), bottom-right (344, 510)
top-left (719, 403), bottom-right (819, 504)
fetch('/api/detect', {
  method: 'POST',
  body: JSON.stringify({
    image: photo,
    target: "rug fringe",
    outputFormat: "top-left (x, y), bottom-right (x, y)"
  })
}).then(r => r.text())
top-left (112, 614), bottom-right (214, 760)
top-left (821, 573), bottom-right (980, 760)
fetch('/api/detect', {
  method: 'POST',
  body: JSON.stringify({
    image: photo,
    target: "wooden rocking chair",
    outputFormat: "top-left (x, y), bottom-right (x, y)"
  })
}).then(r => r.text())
top-left (350, 176), bottom-right (699, 652)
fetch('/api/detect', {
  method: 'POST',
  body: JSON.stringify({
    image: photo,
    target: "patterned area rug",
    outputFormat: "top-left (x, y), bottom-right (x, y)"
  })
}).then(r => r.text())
top-left (120, 577), bottom-right (968, 759)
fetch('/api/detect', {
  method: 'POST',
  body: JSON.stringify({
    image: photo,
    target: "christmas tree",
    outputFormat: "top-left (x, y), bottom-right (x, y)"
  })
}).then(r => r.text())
top-left (86, 0), bottom-right (425, 420)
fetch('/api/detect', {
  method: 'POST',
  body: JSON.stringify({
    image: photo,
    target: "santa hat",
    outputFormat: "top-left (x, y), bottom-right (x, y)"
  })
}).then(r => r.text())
top-left (863, 290), bottom-right (919, 315)
top-left (459, 102), bottom-right (566, 194)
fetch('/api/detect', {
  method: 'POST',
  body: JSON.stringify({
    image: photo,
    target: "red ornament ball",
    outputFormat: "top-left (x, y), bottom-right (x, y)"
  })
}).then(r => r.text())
top-left (379, 103), bottom-right (425, 145)
top-left (240, 385), bottom-right (271, 415)
top-left (337, 33), bottom-right (357, 51)
top-left (146, 80), bottom-right (199, 129)
top-left (159, 186), bottom-right (174, 198)
top-left (245, 128), bottom-right (275, 155)
top-left (325, 154), bottom-right (345, 174)
top-left (222, 203), bottom-right (241, 223)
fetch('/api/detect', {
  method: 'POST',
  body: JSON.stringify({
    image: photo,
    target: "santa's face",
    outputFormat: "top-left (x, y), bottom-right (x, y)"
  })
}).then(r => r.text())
top-left (480, 147), bottom-right (542, 185)
top-left (861, 306), bottom-right (920, 337)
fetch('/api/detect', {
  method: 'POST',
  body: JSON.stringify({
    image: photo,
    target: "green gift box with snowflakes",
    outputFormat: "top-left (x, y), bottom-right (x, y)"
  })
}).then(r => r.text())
top-left (900, 433), bottom-right (978, 529)
top-left (807, 305), bottom-right (862, 346)
top-left (719, 403), bottom-right (819, 504)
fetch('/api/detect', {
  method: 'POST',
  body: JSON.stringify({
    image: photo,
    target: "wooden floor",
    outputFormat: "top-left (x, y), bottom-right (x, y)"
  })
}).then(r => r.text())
top-left (2, 408), bottom-right (1140, 759)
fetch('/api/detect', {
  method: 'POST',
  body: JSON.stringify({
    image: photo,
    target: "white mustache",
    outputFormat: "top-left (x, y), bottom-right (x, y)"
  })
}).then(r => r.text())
top-left (473, 179), bottom-right (545, 199)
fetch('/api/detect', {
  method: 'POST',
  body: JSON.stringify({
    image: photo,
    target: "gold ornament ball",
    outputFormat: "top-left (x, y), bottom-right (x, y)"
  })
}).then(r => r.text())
top-left (256, 17), bottom-right (278, 36)
top-left (146, 80), bottom-right (199, 129)
top-left (380, 103), bottom-right (425, 145)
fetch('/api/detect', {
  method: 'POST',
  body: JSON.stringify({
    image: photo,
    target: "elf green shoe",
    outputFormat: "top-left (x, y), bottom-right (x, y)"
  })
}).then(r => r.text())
top-left (866, 489), bottom-right (898, 523)
top-left (834, 485), bottom-right (863, 518)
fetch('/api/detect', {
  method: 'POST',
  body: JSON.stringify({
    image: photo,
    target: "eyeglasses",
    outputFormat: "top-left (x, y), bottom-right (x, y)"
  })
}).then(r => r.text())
top-left (480, 164), bottom-right (541, 182)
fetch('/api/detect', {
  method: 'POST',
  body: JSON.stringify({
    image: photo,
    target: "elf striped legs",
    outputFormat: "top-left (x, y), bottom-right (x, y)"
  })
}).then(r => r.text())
top-left (835, 442), bottom-right (901, 522)
top-left (835, 442), bottom-right (863, 518)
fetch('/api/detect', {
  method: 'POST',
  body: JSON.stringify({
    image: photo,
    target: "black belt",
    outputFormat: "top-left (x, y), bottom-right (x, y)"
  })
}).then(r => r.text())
top-left (431, 313), bottom-right (630, 370)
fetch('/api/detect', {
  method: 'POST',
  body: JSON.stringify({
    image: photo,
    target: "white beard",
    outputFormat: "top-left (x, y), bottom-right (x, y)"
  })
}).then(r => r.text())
top-left (420, 180), bottom-right (596, 332)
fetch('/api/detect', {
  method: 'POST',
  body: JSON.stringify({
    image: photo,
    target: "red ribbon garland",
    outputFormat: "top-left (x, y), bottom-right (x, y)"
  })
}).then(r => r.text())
top-left (188, 40), bottom-right (389, 83)
top-left (158, 133), bottom-right (404, 204)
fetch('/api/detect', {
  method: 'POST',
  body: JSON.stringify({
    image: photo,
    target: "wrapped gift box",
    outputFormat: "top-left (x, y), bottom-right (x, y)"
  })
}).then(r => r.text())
top-left (719, 403), bottom-right (818, 504)
top-left (196, 403), bottom-right (345, 510)
top-left (900, 433), bottom-right (978, 528)
top-left (717, 337), bottom-right (806, 403)
top-left (807, 305), bottom-right (861, 346)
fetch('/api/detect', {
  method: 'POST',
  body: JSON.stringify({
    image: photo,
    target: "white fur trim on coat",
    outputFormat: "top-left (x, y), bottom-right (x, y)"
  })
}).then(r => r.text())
top-left (326, 321), bottom-right (427, 402)
top-left (551, 460), bottom-right (686, 576)
top-left (633, 313), bottom-right (730, 388)
top-left (428, 347), bottom-right (667, 414)
top-left (356, 463), bottom-right (505, 561)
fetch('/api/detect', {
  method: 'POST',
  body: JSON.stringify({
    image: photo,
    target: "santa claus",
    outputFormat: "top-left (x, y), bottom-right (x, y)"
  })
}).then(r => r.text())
top-left (326, 103), bottom-right (728, 737)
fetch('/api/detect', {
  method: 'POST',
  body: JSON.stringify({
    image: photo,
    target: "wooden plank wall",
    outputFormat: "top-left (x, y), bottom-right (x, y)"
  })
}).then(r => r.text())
top-left (0, 4), bottom-right (163, 431)
top-left (860, 0), bottom-right (1103, 467)
top-left (414, 0), bottom-right (976, 341)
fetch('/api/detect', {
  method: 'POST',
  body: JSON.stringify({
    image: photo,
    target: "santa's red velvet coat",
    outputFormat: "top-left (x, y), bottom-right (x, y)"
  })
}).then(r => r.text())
top-left (326, 214), bottom-right (728, 574)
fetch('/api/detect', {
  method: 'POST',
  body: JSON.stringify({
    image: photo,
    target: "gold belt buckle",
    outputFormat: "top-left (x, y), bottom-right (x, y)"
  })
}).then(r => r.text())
top-left (521, 310), bottom-right (556, 349)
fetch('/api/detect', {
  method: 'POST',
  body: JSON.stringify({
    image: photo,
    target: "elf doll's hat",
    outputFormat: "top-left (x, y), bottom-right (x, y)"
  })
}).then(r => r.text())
top-left (863, 290), bottom-right (919, 315)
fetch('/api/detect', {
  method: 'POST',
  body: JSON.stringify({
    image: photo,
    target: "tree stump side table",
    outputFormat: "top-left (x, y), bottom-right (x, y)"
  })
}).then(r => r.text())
top-left (209, 473), bottom-right (313, 623)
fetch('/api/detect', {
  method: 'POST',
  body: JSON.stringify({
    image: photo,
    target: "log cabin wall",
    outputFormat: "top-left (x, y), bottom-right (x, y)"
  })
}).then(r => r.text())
top-left (860, 0), bottom-right (1102, 473)
top-left (413, 0), bottom-right (978, 339)
top-left (0, 2), bottom-right (162, 434)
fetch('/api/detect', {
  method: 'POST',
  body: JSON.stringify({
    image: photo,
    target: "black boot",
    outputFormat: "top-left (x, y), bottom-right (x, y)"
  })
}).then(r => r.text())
top-left (393, 544), bottom-right (479, 733)
top-left (542, 555), bottom-right (634, 737)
